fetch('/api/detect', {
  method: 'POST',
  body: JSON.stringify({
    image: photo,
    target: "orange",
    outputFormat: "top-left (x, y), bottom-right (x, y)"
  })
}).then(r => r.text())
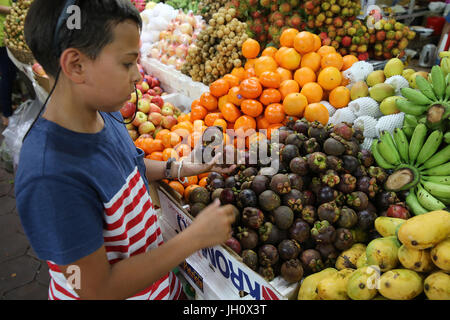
top-left (190, 105), bottom-right (208, 121)
top-left (279, 79), bottom-right (300, 99)
top-left (240, 78), bottom-right (263, 99)
top-left (259, 88), bottom-right (282, 106)
top-left (141, 138), bottom-right (164, 155)
top-left (231, 67), bottom-right (246, 82)
top-left (275, 47), bottom-right (289, 65)
top-left (163, 148), bottom-right (179, 161)
top-left (184, 184), bottom-right (200, 201)
top-left (218, 94), bottom-right (229, 111)
top-left (162, 131), bottom-right (181, 148)
top-left (278, 47), bottom-right (302, 71)
top-left (213, 118), bottom-right (228, 132)
top-left (174, 121), bottom-right (194, 134)
top-left (341, 72), bottom-right (350, 86)
top-left (293, 67), bottom-right (317, 88)
top-left (317, 67), bottom-right (342, 91)
top-left (198, 176), bottom-right (209, 188)
top-left (304, 103), bottom-right (329, 126)
top-left (276, 67), bottom-right (292, 82)
top-left (293, 31), bottom-right (315, 55)
top-left (241, 99), bottom-right (263, 117)
top-left (283, 92), bottom-right (308, 117)
top-left (147, 151), bottom-right (164, 161)
top-left (234, 115), bottom-right (257, 132)
top-left (267, 123), bottom-right (283, 140)
top-left (205, 112), bottom-right (224, 127)
top-left (256, 115), bottom-right (271, 130)
top-left (198, 172), bottom-right (210, 180)
top-left (245, 58), bottom-right (257, 70)
top-left (155, 129), bottom-right (171, 141)
top-left (254, 56), bottom-right (278, 77)
top-left (244, 67), bottom-right (256, 79)
top-left (242, 38), bottom-right (260, 59)
top-left (177, 113), bottom-right (190, 123)
top-left (222, 74), bottom-right (240, 88)
top-left (221, 102), bottom-right (241, 123)
top-left (259, 71), bottom-right (281, 88)
top-left (317, 45), bottom-right (336, 57)
top-left (312, 34), bottom-right (321, 52)
top-left (321, 52), bottom-right (344, 70)
top-left (329, 86), bottom-right (350, 109)
top-left (300, 82), bottom-right (324, 104)
top-left (280, 28), bottom-right (299, 48)
top-left (342, 55), bottom-right (359, 71)
top-left (301, 52), bottom-right (322, 72)
top-left (200, 92), bottom-right (218, 111)
top-left (169, 181), bottom-right (185, 197)
top-left (264, 103), bottom-right (285, 124)
top-left (261, 46), bottom-right (278, 58)
top-left (227, 86), bottom-right (244, 106)
top-left (176, 143), bottom-right (192, 158)
top-left (209, 79), bottom-right (230, 98)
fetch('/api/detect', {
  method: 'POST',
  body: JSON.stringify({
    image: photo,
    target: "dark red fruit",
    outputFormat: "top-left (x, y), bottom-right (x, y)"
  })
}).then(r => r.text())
top-left (353, 165), bottom-right (368, 179)
top-left (258, 266), bottom-right (275, 281)
top-left (251, 175), bottom-right (270, 195)
top-left (242, 249), bottom-right (258, 271)
top-left (238, 189), bottom-right (258, 208)
top-left (288, 173), bottom-right (304, 191)
top-left (307, 152), bottom-right (328, 173)
top-left (278, 239), bottom-right (302, 261)
top-left (356, 176), bottom-right (379, 199)
top-left (342, 155), bottom-right (360, 174)
top-left (207, 172), bottom-right (223, 184)
top-left (220, 188), bottom-right (236, 205)
top-left (308, 121), bottom-right (329, 142)
top-left (281, 144), bottom-right (300, 166)
top-left (259, 222), bottom-right (286, 245)
top-left (375, 191), bottom-right (400, 210)
top-left (293, 119), bottom-right (309, 135)
top-left (368, 166), bottom-right (388, 184)
top-left (285, 133), bottom-right (306, 149)
top-left (225, 237), bottom-right (242, 255)
top-left (301, 249), bottom-right (324, 274)
top-left (273, 206), bottom-right (295, 230)
top-left (333, 122), bottom-right (354, 140)
top-left (304, 138), bottom-right (321, 154)
top-left (317, 186), bottom-right (338, 204)
top-left (242, 207), bottom-right (265, 229)
top-left (301, 190), bottom-right (316, 206)
top-left (288, 218), bottom-right (311, 243)
top-left (281, 259), bottom-right (304, 283)
top-left (289, 157), bottom-right (309, 176)
top-left (336, 206), bottom-right (358, 228)
top-left (326, 155), bottom-right (344, 172)
top-left (357, 210), bottom-right (377, 231)
top-left (259, 190), bottom-right (281, 211)
top-left (387, 203), bottom-right (410, 219)
top-left (258, 244), bottom-right (279, 266)
top-left (337, 174), bottom-right (357, 194)
top-left (323, 137), bottom-right (346, 156)
top-left (333, 228), bottom-right (354, 251)
top-left (358, 149), bottom-right (374, 168)
top-left (317, 201), bottom-right (341, 224)
top-left (237, 227), bottom-right (259, 249)
top-left (311, 220), bottom-right (336, 244)
top-left (346, 191), bottom-right (369, 211)
top-left (321, 170), bottom-right (341, 188)
top-left (315, 243), bottom-right (339, 267)
top-left (282, 189), bottom-right (303, 212)
top-left (270, 174), bottom-right (291, 195)
top-left (301, 205), bottom-right (317, 225)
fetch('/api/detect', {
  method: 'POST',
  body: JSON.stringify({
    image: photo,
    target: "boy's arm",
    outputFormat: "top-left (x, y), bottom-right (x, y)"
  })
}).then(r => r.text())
top-left (0, 5), bottom-right (11, 14)
top-left (59, 200), bottom-right (235, 300)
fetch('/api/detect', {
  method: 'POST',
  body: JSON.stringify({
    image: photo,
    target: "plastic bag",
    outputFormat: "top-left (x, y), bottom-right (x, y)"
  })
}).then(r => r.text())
top-left (2, 99), bottom-right (42, 171)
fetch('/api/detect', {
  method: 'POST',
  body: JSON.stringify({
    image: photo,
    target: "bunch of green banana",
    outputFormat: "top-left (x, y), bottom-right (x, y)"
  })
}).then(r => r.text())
top-left (371, 124), bottom-right (450, 216)
top-left (439, 51), bottom-right (450, 77)
top-left (396, 65), bottom-right (450, 130)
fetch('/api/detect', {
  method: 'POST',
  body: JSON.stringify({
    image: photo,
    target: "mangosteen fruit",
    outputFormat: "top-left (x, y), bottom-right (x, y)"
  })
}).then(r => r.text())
top-left (311, 220), bottom-right (336, 244)
top-left (224, 176), bottom-right (238, 189)
top-left (336, 206), bottom-right (358, 229)
top-left (239, 167), bottom-right (258, 182)
top-left (301, 190), bottom-right (316, 206)
top-left (301, 205), bottom-right (317, 225)
top-left (278, 239), bottom-right (301, 261)
top-left (321, 170), bottom-right (341, 188)
top-left (326, 155), bottom-right (344, 172)
top-left (333, 228), bottom-right (354, 251)
top-left (375, 191), bottom-right (399, 210)
top-left (315, 243), bottom-right (339, 267)
top-left (293, 119), bottom-right (309, 135)
top-left (251, 175), bottom-right (270, 195)
top-left (225, 237), bottom-right (242, 255)
top-left (190, 202), bottom-right (206, 217)
top-left (368, 166), bottom-right (388, 184)
top-left (259, 222), bottom-right (285, 245)
top-left (281, 144), bottom-right (300, 166)
top-left (358, 149), bottom-right (374, 168)
top-left (211, 188), bottom-right (224, 202)
top-left (273, 206), bottom-right (294, 230)
top-left (242, 207), bottom-right (265, 229)
top-left (237, 227), bottom-right (259, 250)
top-left (308, 121), bottom-right (328, 142)
top-left (307, 152), bottom-right (328, 173)
top-left (238, 189), bottom-right (258, 208)
top-left (242, 249), bottom-right (258, 271)
top-left (345, 139), bottom-right (360, 157)
top-left (342, 155), bottom-right (360, 174)
top-left (317, 201), bottom-right (341, 224)
top-left (288, 218), bottom-right (311, 243)
top-left (207, 172), bottom-right (223, 184)
top-left (289, 157), bottom-right (309, 176)
top-left (304, 138), bottom-right (321, 154)
top-left (301, 249), bottom-right (324, 274)
top-left (220, 188), bottom-right (236, 205)
top-left (270, 174), bottom-right (291, 195)
top-left (323, 137), bottom-right (346, 156)
top-left (287, 173), bottom-right (304, 191)
top-left (210, 178), bottom-right (225, 190)
top-left (356, 209), bottom-right (377, 231)
top-left (281, 259), bottom-right (304, 283)
top-left (189, 187), bottom-right (211, 205)
top-left (337, 174), bottom-right (357, 194)
top-left (356, 176), bottom-right (379, 199)
top-left (258, 266), bottom-right (275, 282)
top-left (346, 191), bottom-right (369, 211)
top-left (258, 244), bottom-right (279, 267)
top-left (317, 186), bottom-right (338, 204)
top-left (353, 165), bottom-right (368, 179)
top-left (285, 133), bottom-right (305, 149)
top-left (333, 122), bottom-right (354, 140)
top-left (309, 177), bottom-right (324, 196)
top-left (282, 189), bottom-right (303, 213)
top-left (274, 128), bottom-right (294, 144)
top-left (258, 190), bottom-right (281, 212)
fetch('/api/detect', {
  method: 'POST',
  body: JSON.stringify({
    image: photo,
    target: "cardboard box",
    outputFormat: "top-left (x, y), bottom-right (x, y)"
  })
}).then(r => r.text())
top-left (155, 182), bottom-right (300, 300)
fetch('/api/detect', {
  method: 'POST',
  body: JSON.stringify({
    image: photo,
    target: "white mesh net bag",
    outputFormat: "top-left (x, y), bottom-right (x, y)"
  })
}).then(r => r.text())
top-left (320, 100), bottom-right (337, 117)
top-left (353, 116), bottom-right (378, 138)
top-left (384, 75), bottom-right (410, 95)
top-left (375, 113), bottom-right (405, 136)
top-left (343, 61), bottom-right (374, 83)
top-left (360, 137), bottom-right (374, 151)
top-left (348, 97), bottom-right (383, 118)
top-left (328, 107), bottom-right (356, 125)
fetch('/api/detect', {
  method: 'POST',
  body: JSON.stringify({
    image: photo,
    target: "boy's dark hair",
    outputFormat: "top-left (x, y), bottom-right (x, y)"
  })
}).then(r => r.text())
top-left (24, 0), bottom-right (142, 78)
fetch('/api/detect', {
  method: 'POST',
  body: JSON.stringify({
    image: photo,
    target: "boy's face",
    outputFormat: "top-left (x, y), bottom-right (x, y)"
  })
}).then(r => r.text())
top-left (81, 20), bottom-right (142, 112)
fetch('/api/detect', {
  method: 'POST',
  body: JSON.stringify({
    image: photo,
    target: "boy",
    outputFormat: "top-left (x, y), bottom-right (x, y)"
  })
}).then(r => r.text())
top-left (15, 0), bottom-right (236, 300)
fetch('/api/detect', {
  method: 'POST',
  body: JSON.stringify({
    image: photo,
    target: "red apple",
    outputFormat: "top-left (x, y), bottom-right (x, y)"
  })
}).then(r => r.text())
top-left (139, 134), bottom-right (153, 140)
top-left (153, 86), bottom-right (163, 95)
top-left (387, 204), bottom-right (410, 220)
top-left (129, 89), bottom-right (143, 104)
top-left (142, 93), bottom-right (152, 101)
top-left (149, 103), bottom-right (162, 114)
top-left (144, 75), bottom-right (153, 83)
top-left (137, 99), bottom-right (151, 113)
top-left (128, 129), bottom-right (139, 141)
top-left (120, 102), bottom-right (136, 118)
top-left (151, 96), bottom-right (164, 108)
top-left (125, 121), bottom-right (135, 130)
top-left (173, 106), bottom-right (182, 117)
top-left (151, 78), bottom-right (160, 88)
top-left (147, 89), bottom-right (157, 96)
top-left (161, 106), bottom-right (174, 116)
top-left (132, 111), bottom-right (148, 127)
top-left (138, 121), bottom-right (156, 135)
top-left (161, 115), bottom-right (177, 129)
top-left (136, 84), bottom-right (143, 93)
top-left (149, 112), bottom-right (163, 126)
top-left (141, 80), bottom-right (150, 93)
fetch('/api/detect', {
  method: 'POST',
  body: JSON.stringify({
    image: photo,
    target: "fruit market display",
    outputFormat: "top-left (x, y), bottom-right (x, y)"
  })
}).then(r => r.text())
top-left (181, 7), bottom-right (249, 84)
top-left (187, 119), bottom-right (410, 283)
top-left (196, 0), bottom-right (229, 22)
top-left (165, 0), bottom-right (200, 14)
top-left (4, 0), bottom-right (33, 53)
top-left (130, 0), bottom-right (148, 12)
top-left (298, 210), bottom-right (450, 300)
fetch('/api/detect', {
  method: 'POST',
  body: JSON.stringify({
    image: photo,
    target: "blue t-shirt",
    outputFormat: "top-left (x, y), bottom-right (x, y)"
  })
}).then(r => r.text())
top-left (15, 112), bottom-right (149, 266)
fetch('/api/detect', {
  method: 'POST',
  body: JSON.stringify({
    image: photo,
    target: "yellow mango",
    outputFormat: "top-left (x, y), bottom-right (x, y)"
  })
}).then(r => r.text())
top-left (317, 268), bottom-right (355, 300)
top-left (374, 217), bottom-right (405, 237)
top-left (366, 236), bottom-right (401, 272)
top-left (398, 210), bottom-right (450, 250)
top-left (298, 268), bottom-right (338, 300)
top-left (398, 245), bottom-right (435, 272)
top-left (335, 243), bottom-right (366, 270)
top-left (346, 266), bottom-right (378, 300)
top-left (379, 269), bottom-right (423, 300)
top-left (424, 271), bottom-right (450, 300)
top-left (431, 238), bottom-right (450, 272)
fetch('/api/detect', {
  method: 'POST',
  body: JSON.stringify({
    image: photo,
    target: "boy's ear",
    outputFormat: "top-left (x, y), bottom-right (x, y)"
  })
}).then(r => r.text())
top-left (59, 48), bottom-right (86, 84)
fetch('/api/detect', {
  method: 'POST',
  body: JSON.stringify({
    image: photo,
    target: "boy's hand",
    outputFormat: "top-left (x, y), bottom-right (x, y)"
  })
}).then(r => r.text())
top-left (182, 152), bottom-right (237, 177)
top-left (188, 199), bottom-right (236, 249)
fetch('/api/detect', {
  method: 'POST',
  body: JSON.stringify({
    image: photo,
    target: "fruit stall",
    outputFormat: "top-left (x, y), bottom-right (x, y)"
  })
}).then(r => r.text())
top-left (2, 0), bottom-right (449, 301)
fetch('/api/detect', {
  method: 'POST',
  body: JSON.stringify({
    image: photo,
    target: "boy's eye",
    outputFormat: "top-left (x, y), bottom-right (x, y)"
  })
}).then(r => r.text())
top-left (124, 63), bottom-right (133, 68)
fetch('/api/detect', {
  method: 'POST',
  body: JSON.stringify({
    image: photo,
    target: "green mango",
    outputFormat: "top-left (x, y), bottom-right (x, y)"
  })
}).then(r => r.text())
top-left (346, 266), bottom-right (379, 300)
top-left (356, 253), bottom-right (368, 268)
top-left (374, 217), bottom-right (405, 237)
top-left (366, 236), bottom-right (401, 272)
top-left (298, 268), bottom-right (338, 300)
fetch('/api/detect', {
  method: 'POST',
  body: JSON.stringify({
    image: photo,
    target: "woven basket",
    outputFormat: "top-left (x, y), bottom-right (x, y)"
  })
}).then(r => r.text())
top-left (7, 46), bottom-right (35, 65)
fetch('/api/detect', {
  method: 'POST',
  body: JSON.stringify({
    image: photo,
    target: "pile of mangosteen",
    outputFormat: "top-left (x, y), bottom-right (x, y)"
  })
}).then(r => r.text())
top-left (186, 119), bottom-right (409, 284)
